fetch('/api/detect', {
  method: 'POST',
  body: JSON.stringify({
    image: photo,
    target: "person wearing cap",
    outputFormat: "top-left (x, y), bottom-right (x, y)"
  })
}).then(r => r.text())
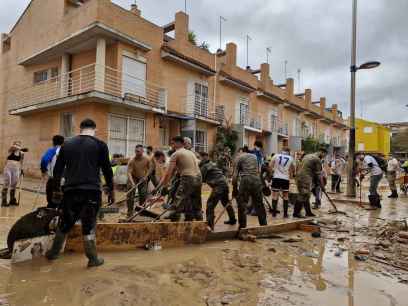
top-left (295, 147), bottom-right (328, 218)
top-left (2, 141), bottom-right (25, 206)
top-left (46, 118), bottom-right (114, 268)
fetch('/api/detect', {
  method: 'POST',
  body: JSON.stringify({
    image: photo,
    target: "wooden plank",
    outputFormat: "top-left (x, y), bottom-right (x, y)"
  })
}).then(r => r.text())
top-left (240, 219), bottom-right (312, 238)
top-left (207, 219), bottom-right (313, 241)
top-left (65, 221), bottom-right (209, 252)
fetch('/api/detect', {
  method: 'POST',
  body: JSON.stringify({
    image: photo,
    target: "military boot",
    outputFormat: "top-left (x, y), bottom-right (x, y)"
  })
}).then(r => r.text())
top-left (1, 189), bottom-right (8, 207)
top-left (283, 200), bottom-right (289, 218)
top-left (304, 200), bottom-right (316, 217)
top-left (84, 238), bottom-right (104, 268)
top-left (293, 200), bottom-right (304, 218)
top-left (46, 230), bottom-right (66, 260)
top-left (224, 206), bottom-right (237, 225)
top-left (388, 190), bottom-right (398, 199)
top-left (8, 190), bottom-right (17, 206)
top-left (368, 195), bottom-right (381, 208)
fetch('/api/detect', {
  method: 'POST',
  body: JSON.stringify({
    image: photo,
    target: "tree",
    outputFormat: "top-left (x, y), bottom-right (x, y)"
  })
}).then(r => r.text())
top-left (188, 31), bottom-right (197, 46)
top-left (302, 137), bottom-right (326, 154)
top-left (214, 118), bottom-right (239, 155)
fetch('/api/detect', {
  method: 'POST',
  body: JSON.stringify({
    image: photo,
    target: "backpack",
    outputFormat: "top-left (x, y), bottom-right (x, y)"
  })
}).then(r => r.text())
top-left (373, 155), bottom-right (387, 172)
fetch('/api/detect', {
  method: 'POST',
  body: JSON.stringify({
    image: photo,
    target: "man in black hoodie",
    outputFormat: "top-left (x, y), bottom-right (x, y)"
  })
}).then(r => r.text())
top-left (46, 118), bottom-right (114, 268)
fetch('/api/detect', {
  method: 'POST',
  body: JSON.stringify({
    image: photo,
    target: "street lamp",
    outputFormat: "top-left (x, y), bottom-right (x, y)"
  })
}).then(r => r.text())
top-left (346, 0), bottom-right (381, 198)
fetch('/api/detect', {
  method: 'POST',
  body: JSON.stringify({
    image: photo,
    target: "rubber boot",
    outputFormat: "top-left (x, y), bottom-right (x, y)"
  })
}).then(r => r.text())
top-left (374, 195), bottom-right (382, 208)
top-left (8, 190), bottom-right (17, 206)
top-left (1, 189), bottom-right (8, 207)
top-left (84, 238), bottom-right (104, 268)
top-left (224, 205), bottom-right (237, 225)
top-left (127, 197), bottom-right (134, 218)
top-left (304, 201), bottom-right (316, 217)
top-left (313, 199), bottom-right (321, 210)
top-left (46, 230), bottom-right (66, 260)
top-left (368, 195), bottom-right (378, 208)
top-left (271, 200), bottom-right (278, 217)
top-left (207, 219), bottom-right (215, 231)
top-left (293, 200), bottom-right (304, 218)
top-left (283, 200), bottom-right (289, 218)
top-left (388, 190), bottom-right (398, 199)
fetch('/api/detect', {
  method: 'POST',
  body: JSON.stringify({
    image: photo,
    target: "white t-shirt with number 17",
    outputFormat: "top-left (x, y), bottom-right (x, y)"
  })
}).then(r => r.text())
top-left (271, 153), bottom-right (294, 180)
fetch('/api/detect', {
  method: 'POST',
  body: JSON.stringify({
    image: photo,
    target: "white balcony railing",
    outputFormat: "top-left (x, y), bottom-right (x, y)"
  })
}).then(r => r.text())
top-left (185, 95), bottom-right (221, 123)
top-left (237, 110), bottom-right (262, 131)
top-left (277, 120), bottom-right (289, 137)
top-left (9, 64), bottom-right (167, 112)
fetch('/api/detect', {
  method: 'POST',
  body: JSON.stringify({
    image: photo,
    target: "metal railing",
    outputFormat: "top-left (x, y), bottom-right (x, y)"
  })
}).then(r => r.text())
top-left (9, 64), bottom-right (167, 112)
top-left (277, 120), bottom-right (289, 136)
top-left (185, 95), bottom-right (222, 122)
top-left (237, 110), bottom-right (262, 130)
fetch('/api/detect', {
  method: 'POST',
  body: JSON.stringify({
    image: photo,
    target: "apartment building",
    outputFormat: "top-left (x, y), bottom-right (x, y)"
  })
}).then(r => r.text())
top-left (0, 0), bottom-right (348, 175)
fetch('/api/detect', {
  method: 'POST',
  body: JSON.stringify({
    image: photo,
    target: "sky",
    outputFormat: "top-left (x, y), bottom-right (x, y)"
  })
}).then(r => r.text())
top-left (1, 0), bottom-right (407, 123)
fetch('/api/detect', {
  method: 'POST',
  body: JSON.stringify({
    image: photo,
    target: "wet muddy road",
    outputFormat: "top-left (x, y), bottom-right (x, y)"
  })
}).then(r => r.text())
top-left (0, 187), bottom-right (408, 306)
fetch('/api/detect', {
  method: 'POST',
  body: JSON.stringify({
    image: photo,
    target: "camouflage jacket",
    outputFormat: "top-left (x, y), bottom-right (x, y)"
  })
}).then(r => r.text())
top-left (199, 160), bottom-right (227, 188)
top-left (296, 153), bottom-right (322, 182)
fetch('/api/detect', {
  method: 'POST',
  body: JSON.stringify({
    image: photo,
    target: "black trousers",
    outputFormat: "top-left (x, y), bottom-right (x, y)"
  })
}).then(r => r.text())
top-left (46, 177), bottom-right (58, 209)
top-left (331, 174), bottom-right (341, 192)
top-left (59, 190), bottom-right (101, 236)
top-left (206, 183), bottom-right (235, 228)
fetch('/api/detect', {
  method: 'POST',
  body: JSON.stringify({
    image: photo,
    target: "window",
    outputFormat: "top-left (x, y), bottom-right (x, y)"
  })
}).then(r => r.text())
top-left (195, 130), bottom-right (208, 153)
top-left (215, 105), bottom-right (225, 123)
top-left (194, 83), bottom-right (209, 117)
top-left (238, 97), bottom-right (249, 125)
top-left (293, 118), bottom-right (302, 137)
top-left (363, 126), bottom-right (373, 134)
top-left (358, 143), bottom-right (365, 151)
top-left (33, 67), bottom-right (59, 84)
top-left (60, 113), bottom-right (74, 138)
top-left (108, 114), bottom-right (145, 157)
top-left (270, 112), bottom-right (278, 131)
top-left (159, 127), bottom-right (169, 147)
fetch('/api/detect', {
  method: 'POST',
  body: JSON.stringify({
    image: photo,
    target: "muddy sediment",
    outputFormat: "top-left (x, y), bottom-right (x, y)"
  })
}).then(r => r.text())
top-left (0, 186), bottom-right (407, 305)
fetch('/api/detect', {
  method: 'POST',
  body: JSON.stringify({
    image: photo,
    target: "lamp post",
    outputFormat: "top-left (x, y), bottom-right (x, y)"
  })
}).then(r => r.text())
top-left (346, 0), bottom-right (381, 197)
top-left (219, 16), bottom-right (227, 51)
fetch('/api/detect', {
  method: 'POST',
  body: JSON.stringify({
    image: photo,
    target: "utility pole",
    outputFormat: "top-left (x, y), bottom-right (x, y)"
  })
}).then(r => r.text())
top-left (284, 60), bottom-right (288, 80)
top-left (347, 0), bottom-right (358, 197)
top-left (266, 47), bottom-right (271, 64)
top-left (184, 0), bottom-right (187, 13)
top-left (219, 16), bottom-right (227, 51)
top-left (246, 35), bottom-right (252, 69)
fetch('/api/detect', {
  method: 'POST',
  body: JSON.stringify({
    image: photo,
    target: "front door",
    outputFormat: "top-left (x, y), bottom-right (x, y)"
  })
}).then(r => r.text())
top-left (122, 56), bottom-right (146, 98)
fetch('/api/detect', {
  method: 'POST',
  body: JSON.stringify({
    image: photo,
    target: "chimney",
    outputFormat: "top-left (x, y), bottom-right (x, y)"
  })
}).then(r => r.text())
top-left (226, 42), bottom-right (237, 67)
top-left (286, 78), bottom-right (294, 100)
top-left (319, 97), bottom-right (326, 115)
top-left (305, 89), bottom-right (312, 109)
top-left (175, 11), bottom-right (189, 42)
top-left (331, 104), bottom-right (338, 119)
top-left (260, 63), bottom-right (270, 86)
top-left (130, 3), bottom-right (141, 16)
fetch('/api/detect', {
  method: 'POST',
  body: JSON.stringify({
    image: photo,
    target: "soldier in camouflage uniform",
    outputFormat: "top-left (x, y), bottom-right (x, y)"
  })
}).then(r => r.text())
top-left (233, 147), bottom-right (267, 229)
top-left (199, 152), bottom-right (236, 230)
top-left (295, 147), bottom-right (328, 218)
top-left (216, 148), bottom-right (232, 177)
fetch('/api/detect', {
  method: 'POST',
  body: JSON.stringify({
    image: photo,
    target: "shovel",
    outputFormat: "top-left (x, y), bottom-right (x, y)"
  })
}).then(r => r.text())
top-left (322, 189), bottom-right (347, 215)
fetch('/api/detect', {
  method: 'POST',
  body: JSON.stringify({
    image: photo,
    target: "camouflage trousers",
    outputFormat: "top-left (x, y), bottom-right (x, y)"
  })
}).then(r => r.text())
top-left (387, 171), bottom-right (397, 191)
top-left (170, 175), bottom-right (203, 221)
top-left (127, 178), bottom-right (148, 217)
top-left (237, 175), bottom-right (267, 229)
top-left (206, 182), bottom-right (236, 229)
top-left (296, 176), bottom-right (313, 203)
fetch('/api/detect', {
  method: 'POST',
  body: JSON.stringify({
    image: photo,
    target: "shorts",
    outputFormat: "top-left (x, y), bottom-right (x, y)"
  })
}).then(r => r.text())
top-left (271, 178), bottom-right (290, 191)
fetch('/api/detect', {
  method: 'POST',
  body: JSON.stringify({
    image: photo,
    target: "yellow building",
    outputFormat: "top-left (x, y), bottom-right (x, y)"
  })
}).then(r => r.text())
top-left (355, 118), bottom-right (390, 156)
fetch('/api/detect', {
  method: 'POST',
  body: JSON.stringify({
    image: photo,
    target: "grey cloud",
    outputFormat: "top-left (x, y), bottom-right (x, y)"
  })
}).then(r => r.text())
top-left (1, 0), bottom-right (406, 122)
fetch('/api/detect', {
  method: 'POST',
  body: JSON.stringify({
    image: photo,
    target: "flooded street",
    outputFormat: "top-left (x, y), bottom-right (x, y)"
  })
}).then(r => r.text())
top-left (0, 185), bottom-right (408, 306)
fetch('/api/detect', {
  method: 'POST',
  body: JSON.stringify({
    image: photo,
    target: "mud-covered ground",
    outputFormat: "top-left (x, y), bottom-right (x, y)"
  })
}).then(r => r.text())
top-left (0, 179), bottom-right (407, 306)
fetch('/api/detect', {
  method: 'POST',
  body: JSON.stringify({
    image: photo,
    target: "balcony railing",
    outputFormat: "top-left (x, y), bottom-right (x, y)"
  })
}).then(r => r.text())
top-left (277, 120), bottom-right (289, 137)
top-left (185, 95), bottom-right (221, 123)
top-left (9, 64), bottom-right (167, 113)
top-left (239, 113), bottom-right (262, 131)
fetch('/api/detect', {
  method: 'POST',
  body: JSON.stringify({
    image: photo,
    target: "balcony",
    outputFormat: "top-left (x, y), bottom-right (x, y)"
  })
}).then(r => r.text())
top-left (184, 95), bottom-right (222, 125)
top-left (237, 113), bottom-right (262, 133)
top-left (277, 121), bottom-right (289, 138)
top-left (9, 64), bottom-right (167, 115)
